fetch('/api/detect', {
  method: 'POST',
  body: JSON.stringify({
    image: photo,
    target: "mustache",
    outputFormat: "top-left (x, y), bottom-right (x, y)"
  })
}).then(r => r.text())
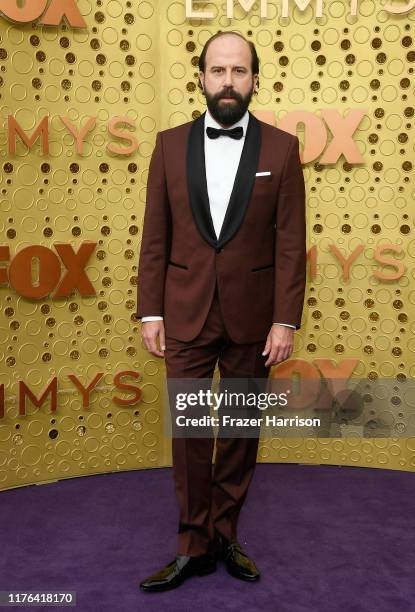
top-left (214, 88), bottom-right (243, 101)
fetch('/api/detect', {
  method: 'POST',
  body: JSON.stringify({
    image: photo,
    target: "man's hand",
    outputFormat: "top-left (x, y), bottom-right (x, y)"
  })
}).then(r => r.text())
top-left (141, 320), bottom-right (166, 358)
top-left (262, 324), bottom-right (294, 367)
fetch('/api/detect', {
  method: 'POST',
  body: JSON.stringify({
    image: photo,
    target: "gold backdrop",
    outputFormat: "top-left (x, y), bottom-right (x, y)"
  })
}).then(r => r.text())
top-left (0, 1), bottom-right (414, 492)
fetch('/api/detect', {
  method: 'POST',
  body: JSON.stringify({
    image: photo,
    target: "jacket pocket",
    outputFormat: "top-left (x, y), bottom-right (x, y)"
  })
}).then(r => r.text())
top-left (168, 260), bottom-right (188, 270)
top-left (251, 263), bottom-right (275, 272)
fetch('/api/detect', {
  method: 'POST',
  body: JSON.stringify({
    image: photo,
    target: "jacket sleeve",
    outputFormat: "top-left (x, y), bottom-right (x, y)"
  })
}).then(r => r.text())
top-left (273, 135), bottom-right (307, 330)
top-left (136, 131), bottom-right (171, 320)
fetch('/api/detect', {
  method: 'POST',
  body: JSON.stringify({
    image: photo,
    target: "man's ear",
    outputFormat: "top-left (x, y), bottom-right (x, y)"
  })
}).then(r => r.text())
top-left (199, 71), bottom-right (205, 92)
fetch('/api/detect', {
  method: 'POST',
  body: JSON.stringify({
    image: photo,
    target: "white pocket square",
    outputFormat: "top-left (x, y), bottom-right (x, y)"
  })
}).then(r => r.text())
top-left (256, 171), bottom-right (271, 177)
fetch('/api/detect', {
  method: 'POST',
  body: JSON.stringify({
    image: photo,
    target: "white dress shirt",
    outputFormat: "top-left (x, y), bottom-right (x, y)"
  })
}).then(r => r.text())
top-left (141, 108), bottom-right (295, 329)
top-left (204, 108), bottom-right (250, 239)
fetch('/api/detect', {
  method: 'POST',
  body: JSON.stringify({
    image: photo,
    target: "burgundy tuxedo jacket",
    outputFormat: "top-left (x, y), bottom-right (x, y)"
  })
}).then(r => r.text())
top-left (136, 110), bottom-right (307, 344)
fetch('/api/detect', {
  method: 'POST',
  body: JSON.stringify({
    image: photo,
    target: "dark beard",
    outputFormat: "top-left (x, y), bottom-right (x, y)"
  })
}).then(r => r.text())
top-left (204, 85), bottom-right (254, 127)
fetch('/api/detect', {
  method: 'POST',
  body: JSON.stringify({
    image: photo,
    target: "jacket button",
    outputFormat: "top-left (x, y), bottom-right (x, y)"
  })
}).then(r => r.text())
top-left (216, 247), bottom-right (223, 253)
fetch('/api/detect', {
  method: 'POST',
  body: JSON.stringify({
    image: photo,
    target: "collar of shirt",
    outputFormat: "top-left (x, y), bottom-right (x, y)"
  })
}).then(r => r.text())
top-left (205, 108), bottom-right (249, 137)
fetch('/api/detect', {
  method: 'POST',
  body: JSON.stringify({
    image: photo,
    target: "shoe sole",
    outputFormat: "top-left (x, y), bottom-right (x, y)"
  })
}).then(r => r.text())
top-left (140, 564), bottom-right (217, 592)
top-left (225, 565), bottom-right (260, 582)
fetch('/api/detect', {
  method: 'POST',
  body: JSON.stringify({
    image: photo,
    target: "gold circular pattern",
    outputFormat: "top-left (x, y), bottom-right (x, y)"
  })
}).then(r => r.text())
top-left (0, 2), bottom-right (414, 490)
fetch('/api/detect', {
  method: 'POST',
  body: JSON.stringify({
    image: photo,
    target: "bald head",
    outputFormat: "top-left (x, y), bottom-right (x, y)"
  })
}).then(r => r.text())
top-left (198, 31), bottom-right (259, 81)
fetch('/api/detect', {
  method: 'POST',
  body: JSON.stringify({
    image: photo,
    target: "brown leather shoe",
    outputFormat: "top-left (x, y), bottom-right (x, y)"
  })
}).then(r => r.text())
top-left (215, 532), bottom-right (260, 582)
top-left (139, 553), bottom-right (216, 592)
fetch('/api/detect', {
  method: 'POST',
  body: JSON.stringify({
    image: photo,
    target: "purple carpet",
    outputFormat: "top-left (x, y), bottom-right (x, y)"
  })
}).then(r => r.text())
top-left (1, 463), bottom-right (414, 612)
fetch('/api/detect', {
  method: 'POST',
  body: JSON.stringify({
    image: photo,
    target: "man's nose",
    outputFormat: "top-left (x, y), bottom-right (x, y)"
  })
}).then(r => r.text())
top-left (223, 68), bottom-right (234, 87)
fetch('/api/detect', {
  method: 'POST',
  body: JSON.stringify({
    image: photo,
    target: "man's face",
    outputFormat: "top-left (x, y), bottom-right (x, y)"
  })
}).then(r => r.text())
top-left (199, 35), bottom-right (258, 127)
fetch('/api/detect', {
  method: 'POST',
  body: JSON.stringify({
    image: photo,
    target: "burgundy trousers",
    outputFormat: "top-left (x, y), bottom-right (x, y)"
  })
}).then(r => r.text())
top-left (164, 283), bottom-right (271, 556)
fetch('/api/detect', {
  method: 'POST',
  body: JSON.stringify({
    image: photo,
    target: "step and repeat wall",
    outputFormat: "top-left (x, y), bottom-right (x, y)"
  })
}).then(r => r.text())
top-left (0, 1), bottom-right (414, 491)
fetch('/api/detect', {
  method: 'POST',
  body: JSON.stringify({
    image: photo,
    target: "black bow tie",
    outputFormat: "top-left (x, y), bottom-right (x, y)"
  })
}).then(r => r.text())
top-left (206, 126), bottom-right (244, 140)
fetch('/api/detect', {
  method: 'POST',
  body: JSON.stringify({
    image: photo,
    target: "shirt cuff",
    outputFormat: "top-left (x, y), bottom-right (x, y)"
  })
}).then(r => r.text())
top-left (141, 316), bottom-right (164, 322)
top-left (273, 322), bottom-right (296, 329)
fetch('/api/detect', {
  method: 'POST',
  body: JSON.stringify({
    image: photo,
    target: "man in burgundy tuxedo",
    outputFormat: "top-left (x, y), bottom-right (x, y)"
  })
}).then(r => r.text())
top-left (136, 31), bottom-right (306, 591)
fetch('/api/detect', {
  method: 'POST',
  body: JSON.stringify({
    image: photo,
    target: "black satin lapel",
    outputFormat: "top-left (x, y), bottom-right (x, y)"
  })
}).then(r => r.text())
top-left (217, 112), bottom-right (261, 248)
top-left (187, 111), bottom-right (217, 248)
